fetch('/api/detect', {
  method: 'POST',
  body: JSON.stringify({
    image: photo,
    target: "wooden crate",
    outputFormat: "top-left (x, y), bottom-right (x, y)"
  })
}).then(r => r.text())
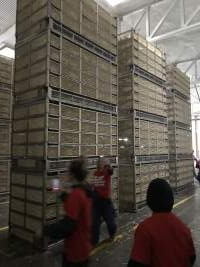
top-left (167, 65), bottom-right (190, 98)
top-left (13, 100), bottom-right (117, 159)
top-left (0, 124), bottom-right (11, 157)
top-left (0, 160), bottom-right (10, 193)
top-left (119, 161), bottom-right (169, 212)
top-left (168, 93), bottom-right (191, 125)
top-left (135, 119), bottom-right (168, 156)
top-left (119, 74), bottom-right (167, 117)
top-left (15, 32), bottom-right (117, 105)
top-left (118, 30), bottom-right (166, 79)
top-left (168, 127), bottom-right (192, 155)
top-left (0, 56), bottom-right (13, 85)
top-left (16, 0), bottom-right (117, 55)
top-left (169, 159), bottom-right (193, 188)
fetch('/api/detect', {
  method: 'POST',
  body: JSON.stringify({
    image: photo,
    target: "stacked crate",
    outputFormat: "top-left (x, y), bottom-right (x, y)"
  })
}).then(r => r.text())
top-left (0, 56), bottom-right (13, 194)
top-left (10, 0), bottom-right (118, 243)
top-left (167, 65), bottom-right (193, 191)
top-left (118, 30), bottom-right (169, 211)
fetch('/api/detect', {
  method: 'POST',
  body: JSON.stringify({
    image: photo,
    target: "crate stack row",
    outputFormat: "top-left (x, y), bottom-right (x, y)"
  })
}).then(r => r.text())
top-left (118, 30), bottom-right (169, 211)
top-left (167, 65), bottom-right (193, 191)
top-left (10, 0), bottom-right (118, 243)
top-left (0, 56), bottom-right (13, 195)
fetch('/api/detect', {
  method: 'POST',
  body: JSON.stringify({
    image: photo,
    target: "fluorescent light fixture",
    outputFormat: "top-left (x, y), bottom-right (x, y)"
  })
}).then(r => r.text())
top-left (0, 47), bottom-right (15, 59)
top-left (105, 0), bottom-right (125, 6)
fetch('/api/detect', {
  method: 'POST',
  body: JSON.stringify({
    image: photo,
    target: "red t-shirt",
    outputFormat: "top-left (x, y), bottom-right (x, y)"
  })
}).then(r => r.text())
top-left (63, 188), bottom-right (92, 262)
top-left (93, 168), bottom-right (111, 199)
top-left (131, 212), bottom-right (195, 267)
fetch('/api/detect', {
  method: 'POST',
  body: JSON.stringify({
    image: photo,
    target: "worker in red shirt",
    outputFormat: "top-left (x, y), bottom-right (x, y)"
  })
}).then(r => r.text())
top-left (92, 157), bottom-right (117, 245)
top-left (128, 178), bottom-right (196, 267)
top-left (44, 158), bottom-right (93, 267)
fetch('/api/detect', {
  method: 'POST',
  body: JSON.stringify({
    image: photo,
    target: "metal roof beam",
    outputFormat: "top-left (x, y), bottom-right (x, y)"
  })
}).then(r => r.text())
top-left (146, 6), bottom-right (150, 38)
top-left (195, 84), bottom-right (200, 103)
top-left (148, 21), bottom-right (200, 42)
top-left (183, 60), bottom-right (196, 74)
top-left (175, 56), bottom-right (200, 64)
top-left (185, 5), bottom-right (200, 26)
top-left (0, 24), bottom-right (15, 49)
top-left (180, 0), bottom-right (185, 26)
top-left (150, 0), bottom-right (178, 38)
top-left (134, 9), bottom-right (146, 29)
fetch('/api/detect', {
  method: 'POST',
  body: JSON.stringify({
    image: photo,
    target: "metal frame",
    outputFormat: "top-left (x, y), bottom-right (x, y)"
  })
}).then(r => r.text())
top-left (118, 0), bottom-right (200, 42)
top-left (147, 0), bottom-right (200, 42)
top-left (52, 20), bottom-right (117, 64)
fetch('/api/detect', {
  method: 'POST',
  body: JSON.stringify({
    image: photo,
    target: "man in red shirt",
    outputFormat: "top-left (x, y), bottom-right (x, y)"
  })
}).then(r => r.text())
top-left (128, 178), bottom-right (196, 267)
top-left (92, 157), bottom-right (117, 245)
top-left (45, 158), bottom-right (92, 267)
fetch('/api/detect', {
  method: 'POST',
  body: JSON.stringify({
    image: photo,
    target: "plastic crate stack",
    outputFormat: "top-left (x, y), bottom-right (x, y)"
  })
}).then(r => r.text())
top-left (118, 30), bottom-right (169, 212)
top-left (10, 0), bottom-right (118, 244)
top-left (167, 65), bottom-right (193, 191)
top-left (0, 56), bottom-right (13, 196)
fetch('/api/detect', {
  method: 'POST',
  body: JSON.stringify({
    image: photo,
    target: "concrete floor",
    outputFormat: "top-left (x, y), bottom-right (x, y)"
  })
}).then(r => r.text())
top-left (0, 185), bottom-right (199, 267)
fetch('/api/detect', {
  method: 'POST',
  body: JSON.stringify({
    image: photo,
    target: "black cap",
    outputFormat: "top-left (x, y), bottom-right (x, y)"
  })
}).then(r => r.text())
top-left (147, 178), bottom-right (174, 213)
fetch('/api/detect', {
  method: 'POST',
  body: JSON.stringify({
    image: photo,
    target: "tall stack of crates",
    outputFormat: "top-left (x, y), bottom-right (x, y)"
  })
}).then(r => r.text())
top-left (167, 65), bottom-right (193, 191)
top-left (10, 0), bottom-right (118, 243)
top-left (118, 30), bottom-right (169, 211)
top-left (0, 56), bottom-right (13, 195)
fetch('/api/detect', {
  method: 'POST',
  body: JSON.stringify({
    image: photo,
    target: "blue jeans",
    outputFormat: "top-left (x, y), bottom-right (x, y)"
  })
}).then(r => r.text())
top-left (92, 196), bottom-right (117, 245)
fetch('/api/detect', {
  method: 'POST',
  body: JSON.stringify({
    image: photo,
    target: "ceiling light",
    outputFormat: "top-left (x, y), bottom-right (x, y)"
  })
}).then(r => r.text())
top-left (0, 47), bottom-right (15, 59)
top-left (105, 0), bottom-right (125, 6)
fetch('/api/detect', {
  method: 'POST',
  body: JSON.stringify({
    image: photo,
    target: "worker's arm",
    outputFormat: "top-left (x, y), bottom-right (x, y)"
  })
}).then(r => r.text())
top-left (127, 259), bottom-right (149, 267)
top-left (44, 216), bottom-right (77, 240)
top-left (45, 189), bottom-right (81, 240)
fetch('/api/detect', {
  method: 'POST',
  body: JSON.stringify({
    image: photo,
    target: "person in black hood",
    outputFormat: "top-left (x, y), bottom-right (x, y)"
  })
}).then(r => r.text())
top-left (127, 178), bottom-right (196, 267)
top-left (146, 178), bottom-right (174, 213)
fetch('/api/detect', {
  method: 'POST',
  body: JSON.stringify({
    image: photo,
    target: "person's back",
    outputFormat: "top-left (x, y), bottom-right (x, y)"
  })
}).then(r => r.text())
top-left (132, 212), bottom-right (195, 267)
top-left (64, 187), bottom-right (92, 263)
top-left (128, 179), bottom-right (196, 267)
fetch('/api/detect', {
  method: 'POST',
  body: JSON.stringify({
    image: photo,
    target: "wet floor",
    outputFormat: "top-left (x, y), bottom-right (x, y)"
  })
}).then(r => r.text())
top-left (0, 185), bottom-right (199, 267)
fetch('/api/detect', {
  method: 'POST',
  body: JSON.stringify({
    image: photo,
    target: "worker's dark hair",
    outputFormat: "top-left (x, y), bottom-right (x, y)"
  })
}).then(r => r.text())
top-left (69, 157), bottom-right (88, 182)
top-left (147, 178), bottom-right (174, 213)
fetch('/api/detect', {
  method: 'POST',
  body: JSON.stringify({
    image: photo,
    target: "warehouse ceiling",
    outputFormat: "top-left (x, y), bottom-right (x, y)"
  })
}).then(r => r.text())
top-left (0, 0), bottom-right (199, 109)
top-left (0, 0), bottom-right (16, 52)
